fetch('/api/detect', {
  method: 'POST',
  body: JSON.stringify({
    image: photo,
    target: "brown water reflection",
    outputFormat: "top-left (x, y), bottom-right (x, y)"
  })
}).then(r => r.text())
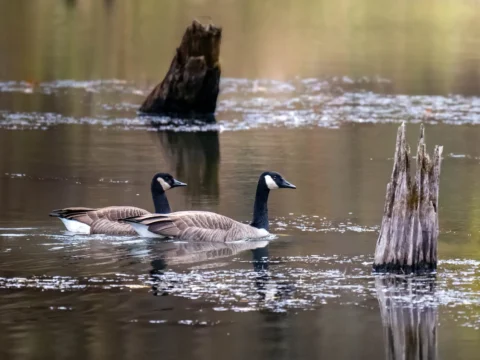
top-left (152, 130), bottom-right (220, 203)
top-left (1, 0), bottom-right (480, 360)
top-left (0, 0), bottom-right (479, 95)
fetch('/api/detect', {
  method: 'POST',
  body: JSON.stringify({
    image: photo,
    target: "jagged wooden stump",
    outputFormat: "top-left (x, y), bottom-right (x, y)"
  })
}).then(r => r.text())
top-left (139, 20), bottom-right (222, 118)
top-left (373, 123), bottom-right (443, 274)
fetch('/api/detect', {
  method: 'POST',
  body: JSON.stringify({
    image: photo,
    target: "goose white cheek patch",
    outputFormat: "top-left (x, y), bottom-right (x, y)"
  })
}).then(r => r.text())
top-left (264, 175), bottom-right (279, 190)
top-left (158, 178), bottom-right (171, 191)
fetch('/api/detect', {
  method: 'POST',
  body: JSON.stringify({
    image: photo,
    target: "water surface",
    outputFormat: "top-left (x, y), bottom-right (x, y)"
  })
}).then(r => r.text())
top-left (1, 1), bottom-right (480, 359)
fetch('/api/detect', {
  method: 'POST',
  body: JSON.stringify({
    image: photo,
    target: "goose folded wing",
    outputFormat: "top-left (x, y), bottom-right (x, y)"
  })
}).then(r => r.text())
top-left (92, 206), bottom-right (150, 222)
top-left (90, 218), bottom-right (138, 235)
top-left (120, 214), bottom-right (182, 237)
top-left (147, 212), bottom-right (253, 242)
top-left (166, 211), bottom-right (238, 230)
top-left (50, 206), bottom-right (150, 228)
top-left (149, 219), bottom-right (182, 237)
top-left (49, 207), bottom-right (98, 225)
top-left (49, 207), bottom-right (97, 219)
top-left (122, 213), bottom-right (167, 223)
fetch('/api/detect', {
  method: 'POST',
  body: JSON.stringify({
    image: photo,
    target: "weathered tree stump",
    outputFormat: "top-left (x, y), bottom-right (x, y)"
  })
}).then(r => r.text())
top-left (373, 123), bottom-right (443, 274)
top-left (376, 277), bottom-right (437, 360)
top-left (139, 20), bottom-right (222, 118)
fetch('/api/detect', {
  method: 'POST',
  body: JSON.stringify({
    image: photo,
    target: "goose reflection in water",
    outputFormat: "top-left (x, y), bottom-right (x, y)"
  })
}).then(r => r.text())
top-left (149, 241), bottom-right (295, 305)
top-left (149, 240), bottom-right (269, 296)
top-left (149, 240), bottom-right (269, 270)
top-left (251, 246), bottom-right (296, 303)
top-left (376, 276), bottom-right (437, 360)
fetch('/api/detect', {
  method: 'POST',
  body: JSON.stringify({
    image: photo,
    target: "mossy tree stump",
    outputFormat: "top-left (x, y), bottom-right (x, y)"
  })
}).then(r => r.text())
top-left (140, 20), bottom-right (222, 118)
top-left (373, 123), bottom-right (443, 274)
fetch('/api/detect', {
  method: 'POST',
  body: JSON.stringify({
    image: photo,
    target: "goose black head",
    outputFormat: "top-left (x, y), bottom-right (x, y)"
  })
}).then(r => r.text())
top-left (151, 173), bottom-right (187, 192)
top-left (261, 171), bottom-right (296, 190)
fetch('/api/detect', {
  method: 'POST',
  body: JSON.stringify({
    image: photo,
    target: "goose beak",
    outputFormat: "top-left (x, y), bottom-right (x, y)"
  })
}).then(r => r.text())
top-left (280, 179), bottom-right (296, 189)
top-left (172, 179), bottom-right (187, 187)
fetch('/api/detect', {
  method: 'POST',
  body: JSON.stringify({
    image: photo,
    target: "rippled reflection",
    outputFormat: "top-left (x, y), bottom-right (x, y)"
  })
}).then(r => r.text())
top-left (251, 246), bottom-right (296, 304)
top-left (150, 240), bottom-right (269, 269)
top-left (149, 241), bottom-right (299, 309)
top-left (1, 0), bottom-right (480, 357)
top-left (2, 78), bottom-right (480, 131)
top-left (376, 276), bottom-right (438, 360)
top-left (2, 0), bottom-right (479, 95)
top-left (152, 129), bottom-right (220, 202)
top-left (150, 240), bottom-right (270, 297)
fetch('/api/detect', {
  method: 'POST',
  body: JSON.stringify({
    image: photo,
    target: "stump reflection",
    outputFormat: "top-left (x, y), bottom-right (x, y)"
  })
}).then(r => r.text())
top-left (376, 276), bottom-right (437, 360)
top-left (149, 242), bottom-right (295, 307)
top-left (152, 130), bottom-right (220, 201)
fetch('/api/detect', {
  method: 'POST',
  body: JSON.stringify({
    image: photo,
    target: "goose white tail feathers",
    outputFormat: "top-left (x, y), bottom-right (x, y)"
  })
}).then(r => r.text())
top-left (59, 218), bottom-right (91, 233)
top-left (50, 207), bottom-right (96, 234)
top-left (128, 222), bottom-right (165, 238)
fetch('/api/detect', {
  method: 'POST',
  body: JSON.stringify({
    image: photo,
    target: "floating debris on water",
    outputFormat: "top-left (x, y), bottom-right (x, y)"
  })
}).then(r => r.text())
top-left (0, 217), bottom-right (479, 329)
top-left (272, 215), bottom-right (379, 233)
top-left (1, 77), bottom-right (479, 131)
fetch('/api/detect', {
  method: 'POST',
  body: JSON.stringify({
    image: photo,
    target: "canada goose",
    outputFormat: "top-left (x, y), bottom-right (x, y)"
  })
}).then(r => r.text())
top-left (49, 173), bottom-right (186, 235)
top-left (122, 171), bottom-right (295, 241)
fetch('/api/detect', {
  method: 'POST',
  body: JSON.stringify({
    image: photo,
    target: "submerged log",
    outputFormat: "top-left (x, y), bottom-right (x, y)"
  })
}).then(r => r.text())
top-left (139, 20), bottom-right (222, 118)
top-left (373, 123), bottom-right (443, 274)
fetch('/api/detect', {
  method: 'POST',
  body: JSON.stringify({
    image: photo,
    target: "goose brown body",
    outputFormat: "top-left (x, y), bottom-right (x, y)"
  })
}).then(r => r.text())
top-left (50, 206), bottom-right (150, 235)
top-left (124, 211), bottom-right (269, 242)
top-left (49, 173), bottom-right (187, 235)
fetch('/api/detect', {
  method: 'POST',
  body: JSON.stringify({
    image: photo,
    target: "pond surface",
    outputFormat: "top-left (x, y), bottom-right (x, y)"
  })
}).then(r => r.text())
top-left (1, 1), bottom-right (480, 359)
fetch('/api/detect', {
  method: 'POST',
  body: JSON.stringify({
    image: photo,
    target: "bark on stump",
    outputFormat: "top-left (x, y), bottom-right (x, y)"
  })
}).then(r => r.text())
top-left (139, 20), bottom-right (222, 118)
top-left (373, 123), bottom-right (443, 274)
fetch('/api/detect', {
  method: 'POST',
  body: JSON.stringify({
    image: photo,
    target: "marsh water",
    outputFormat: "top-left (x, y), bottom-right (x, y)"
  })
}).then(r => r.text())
top-left (1, 1), bottom-right (480, 359)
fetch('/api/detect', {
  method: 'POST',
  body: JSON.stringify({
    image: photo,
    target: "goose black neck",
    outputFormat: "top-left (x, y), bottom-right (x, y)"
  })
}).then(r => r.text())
top-left (152, 188), bottom-right (171, 214)
top-left (250, 181), bottom-right (270, 230)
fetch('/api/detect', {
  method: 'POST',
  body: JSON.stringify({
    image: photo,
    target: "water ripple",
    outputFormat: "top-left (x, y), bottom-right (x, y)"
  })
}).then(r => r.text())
top-left (0, 245), bottom-right (479, 327)
top-left (1, 77), bottom-right (479, 131)
top-left (272, 214), bottom-right (379, 234)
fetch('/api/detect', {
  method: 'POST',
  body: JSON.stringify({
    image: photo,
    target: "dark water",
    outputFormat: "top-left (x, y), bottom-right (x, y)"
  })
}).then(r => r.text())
top-left (1, 1), bottom-right (480, 359)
